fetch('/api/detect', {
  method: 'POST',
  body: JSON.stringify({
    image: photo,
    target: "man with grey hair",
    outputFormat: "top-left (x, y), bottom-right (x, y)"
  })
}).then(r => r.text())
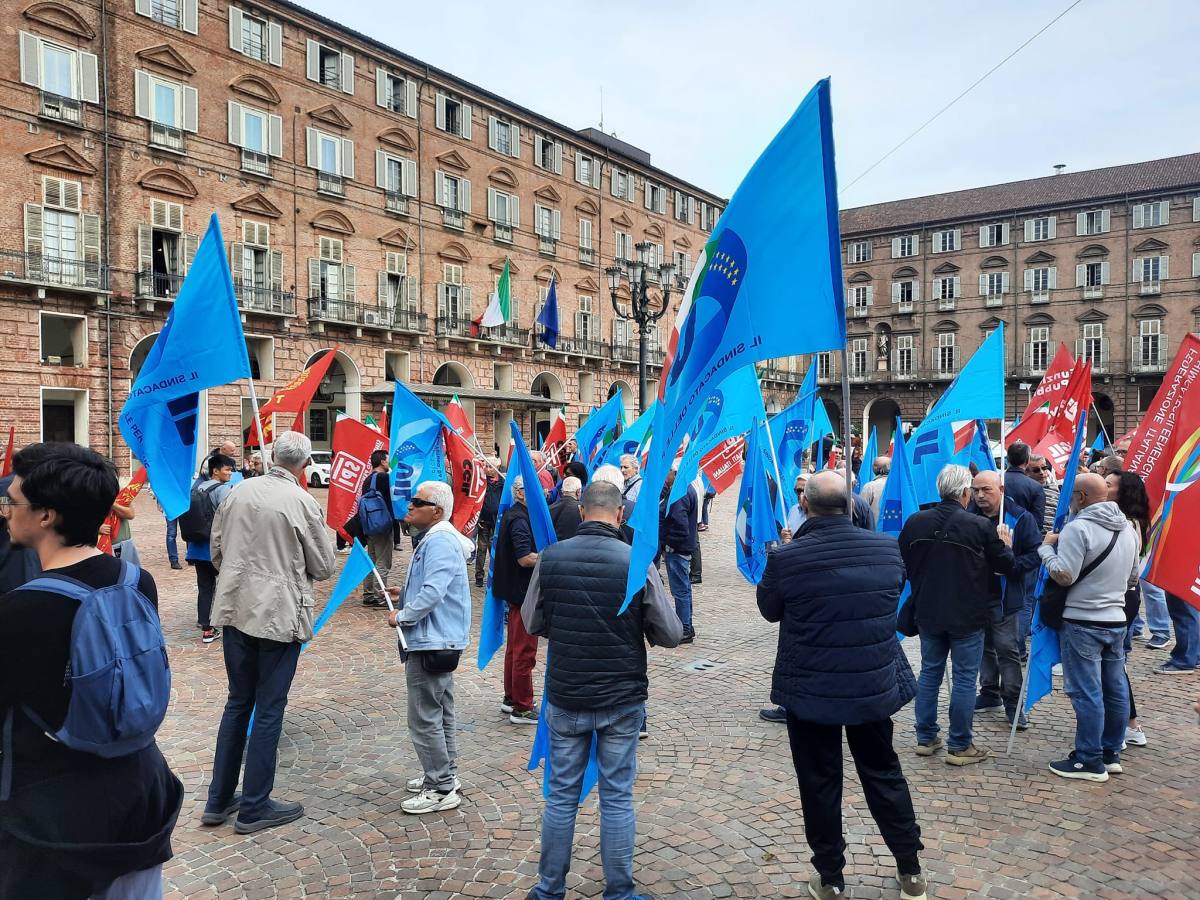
top-left (493, 475), bottom-right (540, 723)
top-left (203, 430), bottom-right (337, 833)
top-left (860, 456), bottom-right (891, 521)
top-left (385, 480), bottom-right (474, 812)
top-left (549, 475), bottom-right (584, 542)
top-left (899, 464), bottom-right (1013, 768)
top-left (619, 453), bottom-right (642, 510)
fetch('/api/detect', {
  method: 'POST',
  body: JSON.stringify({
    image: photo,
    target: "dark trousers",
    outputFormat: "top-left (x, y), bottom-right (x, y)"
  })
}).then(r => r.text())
top-left (689, 542), bottom-right (702, 582)
top-left (193, 560), bottom-right (218, 628)
top-left (475, 520), bottom-right (495, 583)
top-left (165, 516), bottom-right (179, 563)
top-left (206, 626), bottom-right (302, 817)
top-left (786, 714), bottom-right (923, 890)
top-left (979, 611), bottom-right (1023, 709)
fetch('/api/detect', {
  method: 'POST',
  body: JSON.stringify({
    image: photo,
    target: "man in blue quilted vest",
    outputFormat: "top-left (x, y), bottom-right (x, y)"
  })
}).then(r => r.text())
top-left (758, 470), bottom-right (926, 900)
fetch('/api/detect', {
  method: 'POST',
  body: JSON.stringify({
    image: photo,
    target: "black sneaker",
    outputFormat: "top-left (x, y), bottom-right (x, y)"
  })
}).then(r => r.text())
top-left (1005, 707), bottom-right (1030, 731)
top-left (362, 597), bottom-right (387, 608)
top-left (679, 629), bottom-right (695, 645)
top-left (170, 560), bottom-right (183, 570)
top-left (234, 799), bottom-right (305, 834)
top-left (974, 694), bottom-right (1003, 711)
top-left (200, 792), bottom-right (242, 826)
top-left (758, 706), bottom-right (788, 724)
top-left (1049, 753), bottom-right (1108, 782)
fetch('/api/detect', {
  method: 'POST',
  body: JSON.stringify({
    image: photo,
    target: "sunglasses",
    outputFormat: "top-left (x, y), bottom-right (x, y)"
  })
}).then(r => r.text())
top-left (408, 498), bottom-right (437, 509)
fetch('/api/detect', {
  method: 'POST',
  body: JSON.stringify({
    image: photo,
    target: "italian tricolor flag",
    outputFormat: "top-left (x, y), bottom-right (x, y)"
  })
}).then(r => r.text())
top-left (475, 257), bottom-right (511, 330)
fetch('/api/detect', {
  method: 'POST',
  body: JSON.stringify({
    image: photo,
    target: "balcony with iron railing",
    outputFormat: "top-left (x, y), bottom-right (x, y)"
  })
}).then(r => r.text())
top-left (240, 149), bottom-right (270, 177)
top-left (1017, 343), bottom-right (1051, 378)
top-left (758, 365), bottom-right (804, 385)
top-left (40, 91), bottom-right (81, 125)
top-left (1024, 289), bottom-right (1052, 305)
top-left (307, 296), bottom-right (427, 333)
top-left (435, 314), bottom-right (473, 338)
top-left (931, 347), bottom-right (961, 379)
top-left (1082, 284), bottom-right (1104, 300)
top-left (1138, 279), bottom-right (1162, 296)
top-left (936, 296), bottom-right (957, 311)
top-left (538, 236), bottom-right (557, 257)
top-left (0, 250), bottom-right (106, 291)
top-left (1130, 336), bottom-right (1169, 373)
top-left (492, 223), bottom-right (513, 243)
top-left (984, 290), bottom-right (1005, 308)
top-left (559, 336), bottom-right (607, 358)
top-left (896, 300), bottom-right (915, 314)
top-left (1075, 338), bottom-right (1110, 374)
top-left (850, 304), bottom-right (870, 318)
top-left (612, 342), bottom-right (638, 363)
top-left (482, 323), bottom-right (530, 347)
top-left (442, 208), bottom-right (464, 229)
top-left (235, 282), bottom-right (295, 317)
top-left (136, 270), bottom-right (184, 299)
top-left (890, 350), bottom-right (917, 379)
top-left (149, 122), bottom-right (185, 153)
top-left (848, 363), bottom-right (871, 382)
top-left (385, 192), bottom-right (408, 215)
top-left (579, 246), bottom-right (594, 265)
top-left (317, 172), bottom-right (344, 196)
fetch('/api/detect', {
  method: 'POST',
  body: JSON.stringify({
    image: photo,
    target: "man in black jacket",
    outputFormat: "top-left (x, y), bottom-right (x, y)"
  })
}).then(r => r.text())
top-left (758, 471), bottom-right (926, 900)
top-left (1005, 442), bottom-right (1046, 528)
top-left (521, 481), bottom-right (682, 900)
top-left (548, 476), bottom-right (583, 541)
top-left (493, 477), bottom-right (540, 723)
top-left (659, 465), bottom-right (699, 643)
top-left (361, 450), bottom-right (394, 608)
top-left (900, 464), bottom-right (1014, 767)
top-left (475, 459), bottom-right (503, 587)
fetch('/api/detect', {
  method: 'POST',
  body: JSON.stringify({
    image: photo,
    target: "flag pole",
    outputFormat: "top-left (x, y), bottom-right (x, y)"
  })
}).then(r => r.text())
top-left (1005, 646), bottom-right (1034, 755)
top-left (246, 376), bottom-right (272, 470)
top-left (1090, 404), bottom-right (1113, 447)
top-left (379, 566), bottom-right (408, 652)
top-left (998, 417), bottom-right (1008, 524)
top-left (837, 349), bottom-right (853, 509)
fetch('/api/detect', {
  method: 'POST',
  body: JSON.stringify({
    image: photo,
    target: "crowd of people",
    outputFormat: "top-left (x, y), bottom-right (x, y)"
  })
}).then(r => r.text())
top-left (0, 427), bottom-right (1196, 900)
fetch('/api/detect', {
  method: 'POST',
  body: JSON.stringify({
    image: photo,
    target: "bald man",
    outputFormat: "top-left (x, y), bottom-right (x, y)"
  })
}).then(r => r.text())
top-left (860, 456), bottom-right (890, 521)
top-left (1039, 472), bottom-right (1139, 782)
top-left (967, 471), bottom-right (1041, 729)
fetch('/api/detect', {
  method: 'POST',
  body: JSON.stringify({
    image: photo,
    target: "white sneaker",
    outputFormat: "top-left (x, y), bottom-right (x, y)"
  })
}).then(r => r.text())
top-left (406, 775), bottom-right (461, 793)
top-left (1051, 663), bottom-right (1063, 676)
top-left (1124, 726), bottom-right (1147, 747)
top-left (401, 788), bottom-right (461, 815)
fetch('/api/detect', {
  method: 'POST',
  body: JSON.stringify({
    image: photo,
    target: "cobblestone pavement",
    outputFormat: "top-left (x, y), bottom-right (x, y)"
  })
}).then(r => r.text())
top-left (127, 489), bottom-right (1200, 899)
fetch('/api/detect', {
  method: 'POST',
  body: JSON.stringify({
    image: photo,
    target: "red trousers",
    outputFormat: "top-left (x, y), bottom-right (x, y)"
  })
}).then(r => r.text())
top-left (503, 605), bottom-right (539, 712)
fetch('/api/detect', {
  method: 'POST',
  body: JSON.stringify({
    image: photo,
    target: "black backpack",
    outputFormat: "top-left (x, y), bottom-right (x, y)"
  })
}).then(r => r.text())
top-left (178, 482), bottom-right (221, 544)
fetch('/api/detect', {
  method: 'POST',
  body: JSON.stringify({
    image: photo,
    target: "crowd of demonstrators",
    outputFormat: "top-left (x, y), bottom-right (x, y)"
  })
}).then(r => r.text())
top-left (549, 476), bottom-right (583, 541)
top-left (1038, 473), bottom-right (1139, 782)
top-left (202, 431), bottom-right (337, 833)
top-left (385, 481), bottom-right (473, 815)
top-left (521, 480), bottom-right (682, 900)
top-left (492, 476), bottom-right (541, 724)
top-left (183, 452), bottom-right (238, 644)
top-left (659, 464), bottom-right (699, 644)
top-left (0, 443), bottom-right (182, 899)
top-left (860, 455), bottom-right (890, 522)
top-left (359, 450), bottom-right (396, 609)
top-left (475, 458), bottom-right (504, 587)
top-left (1004, 443), bottom-right (1046, 530)
top-left (900, 464), bottom-right (1014, 767)
top-left (547, 460), bottom-right (587, 505)
top-left (759, 471), bottom-right (927, 900)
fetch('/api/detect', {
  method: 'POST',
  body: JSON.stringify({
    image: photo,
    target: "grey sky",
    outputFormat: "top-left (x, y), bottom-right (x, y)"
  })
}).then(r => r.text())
top-left (303, 0), bottom-right (1200, 209)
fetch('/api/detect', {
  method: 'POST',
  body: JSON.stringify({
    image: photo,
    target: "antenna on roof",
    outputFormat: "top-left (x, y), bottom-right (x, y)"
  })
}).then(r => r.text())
top-left (599, 85), bottom-right (604, 132)
top-left (1053, 163), bottom-right (1067, 175)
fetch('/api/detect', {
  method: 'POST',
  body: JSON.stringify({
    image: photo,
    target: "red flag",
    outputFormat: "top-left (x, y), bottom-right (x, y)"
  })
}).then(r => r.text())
top-left (953, 421), bottom-right (976, 453)
top-left (541, 411), bottom-right (568, 470)
top-left (98, 468), bottom-right (149, 555)
top-left (378, 403), bottom-right (389, 441)
top-left (1032, 430), bottom-right (1075, 480)
top-left (1006, 343), bottom-right (1075, 448)
top-left (248, 346), bottom-right (340, 447)
top-left (1126, 333), bottom-right (1200, 514)
top-left (699, 437), bottom-right (745, 494)
top-left (326, 417), bottom-right (387, 538)
top-left (446, 394), bottom-right (475, 439)
top-left (0, 426), bottom-right (13, 478)
top-left (444, 426), bottom-right (487, 537)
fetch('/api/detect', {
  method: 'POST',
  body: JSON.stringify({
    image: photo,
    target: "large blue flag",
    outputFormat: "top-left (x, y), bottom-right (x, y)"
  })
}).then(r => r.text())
top-left (857, 426), bottom-right (879, 495)
top-left (536, 279), bottom-right (559, 349)
top-left (596, 400), bottom-right (656, 470)
top-left (477, 421), bottom-right (557, 670)
top-left (1025, 410), bottom-right (1088, 713)
top-left (669, 367), bottom-right (765, 504)
top-left (624, 79), bottom-right (847, 608)
top-left (119, 214), bottom-right (251, 519)
top-left (768, 362), bottom-right (819, 493)
top-left (736, 420), bottom-right (785, 583)
top-left (574, 390), bottom-right (625, 473)
top-left (877, 417), bottom-right (920, 538)
top-left (388, 381), bottom-right (451, 519)
top-left (908, 325), bottom-right (1006, 503)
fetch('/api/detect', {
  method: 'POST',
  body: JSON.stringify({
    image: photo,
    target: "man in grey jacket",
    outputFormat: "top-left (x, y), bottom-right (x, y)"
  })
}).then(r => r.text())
top-left (1038, 473), bottom-right (1138, 783)
top-left (386, 480), bottom-right (474, 816)
top-left (202, 431), bottom-right (337, 833)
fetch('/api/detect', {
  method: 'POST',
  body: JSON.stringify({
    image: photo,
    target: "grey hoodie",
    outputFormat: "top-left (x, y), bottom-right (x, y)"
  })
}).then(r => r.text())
top-left (1038, 500), bottom-right (1139, 623)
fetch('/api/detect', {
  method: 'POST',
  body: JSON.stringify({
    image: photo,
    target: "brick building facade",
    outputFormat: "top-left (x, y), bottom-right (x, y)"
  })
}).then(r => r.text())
top-left (2, 0), bottom-right (738, 465)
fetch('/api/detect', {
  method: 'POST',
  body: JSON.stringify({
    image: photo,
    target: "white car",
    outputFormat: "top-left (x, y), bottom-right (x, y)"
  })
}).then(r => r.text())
top-left (306, 450), bottom-right (332, 487)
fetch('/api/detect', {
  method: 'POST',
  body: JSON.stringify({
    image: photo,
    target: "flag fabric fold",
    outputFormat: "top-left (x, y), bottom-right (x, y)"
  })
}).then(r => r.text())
top-left (248, 345), bottom-right (341, 447)
top-left (476, 257), bottom-right (511, 330)
top-left (98, 468), bottom-right (149, 555)
top-left (446, 394), bottom-right (475, 439)
top-left (669, 368), bottom-right (764, 504)
top-left (304, 539), bottom-right (376, 650)
top-left (388, 381), bottom-right (452, 520)
top-left (768, 362), bottom-right (819, 494)
top-left (856, 426), bottom-right (878, 495)
top-left (119, 214), bottom-right (251, 520)
top-left (444, 425), bottom-right (488, 537)
top-left (1006, 343), bottom-right (1074, 448)
top-left (327, 416), bottom-right (388, 538)
top-left (735, 420), bottom-right (784, 583)
top-left (574, 391), bottom-right (625, 474)
top-left (876, 417), bottom-right (920, 538)
top-left (536, 279), bottom-right (560, 349)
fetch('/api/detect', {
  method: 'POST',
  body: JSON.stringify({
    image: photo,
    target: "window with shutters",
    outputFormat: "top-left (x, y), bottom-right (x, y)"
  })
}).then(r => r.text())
top-left (611, 168), bottom-right (633, 202)
top-left (135, 0), bottom-right (197, 32)
top-left (576, 153), bottom-right (600, 188)
top-left (614, 230), bottom-right (633, 262)
top-left (1078, 209), bottom-right (1109, 235)
top-left (1028, 326), bottom-right (1050, 373)
top-left (151, 0), bottom-right (181, 28)
top-left (315, 238), bottom-right (344, 303)
top-left (1135, 319), bottom-right (1163, 371)
top-left (579, 218), bottom-right (594, 264)
top-left (932, 229), bottom-right (960, 253)
top-left (534, 134), bottom-right (562, 173)
top-left (234, 220), bottom-right (273, 301)
top-left (488, 188), bottom-right (518, 242)
top-left (437, 93), bottom-right (470, 138)
top-left (700, 202), bottom-right (720, 231)
top-left (892, 234), bottom-right (917, 258)
top-left (229, 102), bottom-right (282, 175)
top-left (436, 171), bottom-right (469, 228)
top-left (236, 10), bottom-right (268, 61)
top-left (892, 279), bottom-right (917, 312)
top-left (1132, 201), bottom-right (1168, 229)
top-left (850, 338), bottom-right (868, 377)
top-left (438, 264), bottom-right (468, 324)
top-left (674, 191), bottom-right (696, 225)
top-left (847, 240), bottom-right (871, 264)
top-left (1079, 260), bottom-right (1108, 298)
top-left (644, 181), bottom-right (666, 215)
top-left (936, 333), bottom-right (957, 374)
top-left (894, 335), bottom-right (914, 375)
top-left (1027, 216), bottom-right (1054, 241)
top-left (982, 271), bottom-right (1008, 305)
top-left (979, 223), bottom-right (1008, 248)
top-left (380, 252), bottom-right (417, 320)
top-left (935, 276), bottom-right (959, 307)
top-left (137, 200), bottom-right (196, 298)
top-left (306, 128), bottom-right (353, 195)
top-left (378, 71), bottom-right (413, 115)
top-left (817, 352), bottom-right (831, 381)
top-left (1135, 255), bottom-right (1166, 293)
top-left (40, 41), bottom-right (75, 98)
top-left (489, 117), bottom-right (518, 157)
top-left (850, 285), bottom-right (871, 317)
top-left (535, 205), bottom-right (561, 255)
top-left (672, 250), bottom-right (692, 288)
top-left (1080, 322), bottom-right (1105, 369)
top-left (20, 33), bottom-right (99, 122)
top-left (41, 208), bottom-right (79, 282)
top-left (577, 296), bottom-right (593, 342)
top-left (315, 43), bottom-right (343, 90)
top-left (1027, 266), bottom-right (1054, 300)
top-left (135, 70), bottom-right (196, 150)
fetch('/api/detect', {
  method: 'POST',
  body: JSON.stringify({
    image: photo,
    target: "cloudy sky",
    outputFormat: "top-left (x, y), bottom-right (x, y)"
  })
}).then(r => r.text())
top-left (304, 0), bottom-right (1200, 209)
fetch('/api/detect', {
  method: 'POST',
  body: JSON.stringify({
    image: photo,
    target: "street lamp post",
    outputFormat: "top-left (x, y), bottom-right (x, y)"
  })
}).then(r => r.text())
top-left (606, 242), bottom-right (676, 414)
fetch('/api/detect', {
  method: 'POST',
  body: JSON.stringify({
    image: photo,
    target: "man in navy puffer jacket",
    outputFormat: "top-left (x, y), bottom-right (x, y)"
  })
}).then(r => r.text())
top-left (758, 471), bottom-right (926, 900)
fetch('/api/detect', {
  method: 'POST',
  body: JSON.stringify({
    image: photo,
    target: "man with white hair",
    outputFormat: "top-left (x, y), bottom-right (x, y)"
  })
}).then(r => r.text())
top-left (549, 475), bottom-right (583, 541)
top-left (385, 480), bottom-right (473, 813)
top-left (202, 430), bottom-right (337, 833)
top-left (493, 475), bottom-right (540, 723)
top-left (619, 454), bottom-right (642, 513)
top-left (860, 456), bottom-right (891, 522)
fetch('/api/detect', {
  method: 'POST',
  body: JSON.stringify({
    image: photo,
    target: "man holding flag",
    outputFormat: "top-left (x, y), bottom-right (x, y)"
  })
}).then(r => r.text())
top-left (493, 477), bottom-right (541, 723)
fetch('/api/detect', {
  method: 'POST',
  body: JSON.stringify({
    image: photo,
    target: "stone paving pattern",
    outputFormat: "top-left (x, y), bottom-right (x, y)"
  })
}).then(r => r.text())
top-left (127, 490), bottom-right (1200, 898)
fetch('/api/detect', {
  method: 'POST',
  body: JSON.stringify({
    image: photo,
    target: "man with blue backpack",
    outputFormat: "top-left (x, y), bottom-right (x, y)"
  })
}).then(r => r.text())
top-left (180, 452), bottom-right (238, 643)
top-left (0, 442), bottom-right (181, 899)
top-left (359, 449), bottom-right (396, 608)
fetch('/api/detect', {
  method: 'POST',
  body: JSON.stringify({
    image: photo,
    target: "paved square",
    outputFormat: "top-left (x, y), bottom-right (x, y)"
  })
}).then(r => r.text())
top-left (133, 491), bottom-right (1198, 898)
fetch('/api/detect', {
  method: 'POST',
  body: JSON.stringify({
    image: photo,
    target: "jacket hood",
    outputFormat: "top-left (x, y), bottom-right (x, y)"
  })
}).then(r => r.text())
top-left (1075, 500), bottom-right (1129, 532)
top-left (426, 519), bottom-right (475, 556)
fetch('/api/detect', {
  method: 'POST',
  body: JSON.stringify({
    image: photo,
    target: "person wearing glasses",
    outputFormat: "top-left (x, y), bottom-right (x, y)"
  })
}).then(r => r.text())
top-left (1027, 455), bottom-right (1059, 534)
top-left (779, 473), bottom-right (810, 543)
top-left (200, 431), bottom-right (337, 833)
top-left (1004, 442), bottom-right (1046, 529)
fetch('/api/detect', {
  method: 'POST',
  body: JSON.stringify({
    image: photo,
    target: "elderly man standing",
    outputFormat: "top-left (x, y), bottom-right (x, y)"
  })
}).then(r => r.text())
top-left (900, 465), bottom-right (1013, 767)
top-left (1039, 473), bottom-right (1139, 781)
top-left (759, 472), bottom-right (926, 900)
top-left (619, 454), bottom-right (642, 513)
top-left (493, 476), bottom-right (541, 723)
top-left (860, 456), bottom-right (890, 522)
top-left (968, 471), bottom-right (1041, 729)
top-left (549, 475), bottom-right (583, 541)
top-left (385, 481), bottom-right (473, 814)
top-left (201, 431), bottom-right (337, 833)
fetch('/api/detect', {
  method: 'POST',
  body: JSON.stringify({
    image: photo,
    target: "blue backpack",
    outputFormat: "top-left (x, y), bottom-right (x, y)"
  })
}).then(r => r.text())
top-left (1, 562), bottom-right (171, 799)
top-left (358, 481), bottom-right (394, 536)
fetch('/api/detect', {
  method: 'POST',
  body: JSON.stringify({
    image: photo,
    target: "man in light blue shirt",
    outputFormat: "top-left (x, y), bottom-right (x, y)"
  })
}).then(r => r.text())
top-left (782, 474), bottom-right (809, 542)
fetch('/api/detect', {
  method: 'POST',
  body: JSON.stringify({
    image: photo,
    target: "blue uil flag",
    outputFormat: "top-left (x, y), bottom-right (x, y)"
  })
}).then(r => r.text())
top-left (736, 420), bottom-right (784, 584)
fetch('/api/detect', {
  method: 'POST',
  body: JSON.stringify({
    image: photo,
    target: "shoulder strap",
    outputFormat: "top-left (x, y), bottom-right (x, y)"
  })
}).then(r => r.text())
top-left (18, 573), bottom-right (92, 603)
top-left (1076, 529), bottom-right (1121, 584)
top-left (120, 560), bottom-right (140, 587)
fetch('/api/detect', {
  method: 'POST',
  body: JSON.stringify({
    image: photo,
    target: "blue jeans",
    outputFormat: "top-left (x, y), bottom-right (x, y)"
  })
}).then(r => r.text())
top-left (1133, 579), bottom-right (1171, 641)
top-left (701, 494), bottom-right (713, 527)
top-left (1059, 622), bottom-right (1129, 765)
top-left (206, 627), bottom-right (302, 817)
top-left (1166, 592), bottom-right (1200, 669)
top-left (664, 551), bottom-right (693, 630)
top-left (529, 701), bottom-right (643, 900)
top-left (165, 516), bottom-right (179, 563)
top-left (915, 630), bottom-right (984, 752)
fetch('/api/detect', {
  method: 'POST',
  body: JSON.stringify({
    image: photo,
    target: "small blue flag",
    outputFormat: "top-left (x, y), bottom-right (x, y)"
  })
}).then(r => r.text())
top-left (877, 417), bottom-right (920, 538)
top-left (536, 279), bottom-right (560, 349)
top-left (596, 400), bottom-right (657, 470)
top-left (1090, 429), bottom-right (1106, 454)
top-left (119, 214), bottom-right (251, 519)
top-left (669, 367), bottom-right (765, 504)
top-left (304, 539), bottom-right (374, 650)
top-left (574, 390), bottom-right (625, 474)
top-left (813, 398), bottom-right (834, 470)
top-left (388, 381), bottom-right (451, 519)
top-left (768, 361), bottom-right (819, 494)
top-left (857, 426), bottom-right (878, 495)
top-left (736, 420), bottom-right (784, 583)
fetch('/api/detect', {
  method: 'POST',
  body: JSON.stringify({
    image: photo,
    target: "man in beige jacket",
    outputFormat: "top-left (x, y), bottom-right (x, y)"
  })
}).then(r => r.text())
top-left (201, 430), bottom-right (337, 834)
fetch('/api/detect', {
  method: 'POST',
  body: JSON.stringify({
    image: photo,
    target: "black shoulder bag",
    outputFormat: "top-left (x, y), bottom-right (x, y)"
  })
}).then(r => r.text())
top-left (1039, 530), bottom-right (1120, 630)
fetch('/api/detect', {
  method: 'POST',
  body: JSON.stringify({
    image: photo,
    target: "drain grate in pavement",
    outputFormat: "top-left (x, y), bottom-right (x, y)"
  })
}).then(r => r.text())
top-left (683, 658), bottom-right (721, 672)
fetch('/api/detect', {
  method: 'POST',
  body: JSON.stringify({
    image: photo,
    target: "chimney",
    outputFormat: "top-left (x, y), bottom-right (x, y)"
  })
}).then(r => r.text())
top-left (1053, 164), bottom-right (1067, 175)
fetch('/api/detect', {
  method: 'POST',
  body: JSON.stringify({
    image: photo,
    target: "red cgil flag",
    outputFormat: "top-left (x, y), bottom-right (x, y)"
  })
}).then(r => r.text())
top-left (247, 346), bottom-right (340, 447)
top-left (98, 468), bottom-right (149, 555)
top-left (446, 393), bottom-right (475, 440)
top-left (699, 436), bottom-right (745, 495)
top-left (1006, 343), bottom-right (1076, 449)
top-left (444, 426), bottom-right (487, 537)
top-left (326, 416), bottom-right (387, 539)
top-left (541, 410), bottom-right (569, 470)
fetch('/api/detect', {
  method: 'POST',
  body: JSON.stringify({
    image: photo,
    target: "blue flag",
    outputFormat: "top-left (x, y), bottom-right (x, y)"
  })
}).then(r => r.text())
top-left (1090, 429), bottom-right (1106, 454)
top-left (1025, 411), bottom-right (1088, 713)
top-left (304, 539), bottom-right (374, 650)
top-left (812, 398), bottom-right (834, 469)
top-left (574, 390), bottom-right (625, 474)
top-left (596, 400), bottom-right (656, 470)
top-left (388, 381), bottom-right (451, 519)
top-left (537, 279), bottom-right (560, 349)
top-left (669, 367), bottom-right (765, 504)
top-left (736, 420), bottom-right (785, 583)
top-left (877, 417), bottom-right (920, 538)
top-left (857, 426), bottom-right (879, 495)
top-left (528, 653), bottom-right (600, 804)
top-left (477, 422), bottom-right (557, 670)
top-left (119, 214), bottom-right (251, 519)
top-left (624, 79), bottom-right (847, 608)
top-left (768, 362), bottom-right (819, 493)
